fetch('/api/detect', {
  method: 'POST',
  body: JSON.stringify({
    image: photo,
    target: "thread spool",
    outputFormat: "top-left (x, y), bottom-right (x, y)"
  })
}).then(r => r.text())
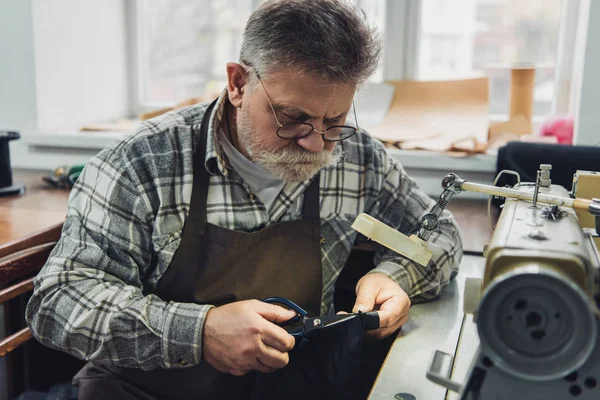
top-left (0, 131), bottom-right (25, 196)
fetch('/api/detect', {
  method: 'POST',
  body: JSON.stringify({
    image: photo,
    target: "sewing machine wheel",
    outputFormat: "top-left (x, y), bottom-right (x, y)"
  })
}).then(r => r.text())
top-left (476, 265), bottom-right (597, 382)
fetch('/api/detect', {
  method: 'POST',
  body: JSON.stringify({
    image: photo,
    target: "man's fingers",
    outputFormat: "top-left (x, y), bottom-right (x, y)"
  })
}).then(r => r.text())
top-left (354, 278), bottom-right (381, 313)
top-left (376, 295), bottom-right (406, 327)
top-left (257, 343), bottom-right (290, 370)
top-left (353, 294), bottom-right (376, 313)
top-left (255, 359), bottom-right (278, 374)
top-left (262, 326), bottom-right (296, 353)
top-left (252, 301), bottom-right (297, 323)
top-left (366, 312), bottom-right (408, 339)
top-left (367, 307), bottom-right (409, 340)
top-left (375, 309), bottom-right (397, 329)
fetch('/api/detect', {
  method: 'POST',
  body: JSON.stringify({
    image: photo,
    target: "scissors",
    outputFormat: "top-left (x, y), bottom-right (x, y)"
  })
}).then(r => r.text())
top-left (262, 297), bottom-right (380, 340)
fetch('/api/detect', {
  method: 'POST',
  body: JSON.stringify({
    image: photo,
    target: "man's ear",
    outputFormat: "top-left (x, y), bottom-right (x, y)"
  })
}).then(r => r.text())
top-left (226, 62), bottom-right (248, 108)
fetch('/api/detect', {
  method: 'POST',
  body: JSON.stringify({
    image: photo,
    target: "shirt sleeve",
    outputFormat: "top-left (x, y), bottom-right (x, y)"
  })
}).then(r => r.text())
top-left (25, 139), bottom-right (211, 370)
top-left (366, 148), bottom-right (463, 303)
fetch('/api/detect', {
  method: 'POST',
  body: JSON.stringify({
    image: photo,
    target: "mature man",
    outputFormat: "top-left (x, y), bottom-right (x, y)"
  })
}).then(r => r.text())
top-left (26, 1), bottom-right (462, 399)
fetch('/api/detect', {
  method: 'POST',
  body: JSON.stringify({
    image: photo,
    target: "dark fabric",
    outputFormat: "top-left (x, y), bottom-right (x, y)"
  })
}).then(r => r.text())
top-left (75, 361), bottom-right (254, 400)
top-left (253, 313), bottom-right (370, 400)
top-left (74, 99), bottom-right (323, 400)
top-left (496, 142), bottom-right (600, 191)
top-left (15, 382), bottom-right (77, 400)
top-left (74, 364), bottom-right (158, 400)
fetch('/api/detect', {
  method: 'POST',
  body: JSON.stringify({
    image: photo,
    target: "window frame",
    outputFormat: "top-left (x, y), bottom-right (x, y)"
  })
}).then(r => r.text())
top-left (126, 0), bottom-right (264, 116)
top-left (127, 0), bottom-right (580, 122)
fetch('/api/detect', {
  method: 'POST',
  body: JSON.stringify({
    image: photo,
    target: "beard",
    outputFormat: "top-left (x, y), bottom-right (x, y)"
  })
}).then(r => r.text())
top-left (236, 107), bottom-right (343, 182)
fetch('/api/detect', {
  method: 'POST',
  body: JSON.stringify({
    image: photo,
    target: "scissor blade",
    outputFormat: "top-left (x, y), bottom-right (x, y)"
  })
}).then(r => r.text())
top-left (304, 314), bottom-right (357, 333)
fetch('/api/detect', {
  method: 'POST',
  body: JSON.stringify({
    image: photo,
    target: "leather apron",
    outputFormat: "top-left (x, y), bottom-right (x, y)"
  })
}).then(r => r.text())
top-left (74, 100), bottom-right (323, 400)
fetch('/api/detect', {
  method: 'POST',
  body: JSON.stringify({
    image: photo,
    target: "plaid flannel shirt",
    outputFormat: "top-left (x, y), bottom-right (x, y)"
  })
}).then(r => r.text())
top-left (26, 91), bottom-right (463, 370)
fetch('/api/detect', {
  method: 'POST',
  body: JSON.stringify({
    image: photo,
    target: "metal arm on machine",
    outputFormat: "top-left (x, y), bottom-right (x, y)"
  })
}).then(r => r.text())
top-left (447, 173), bottom-right (600, 217)
top-left (351, 174), bottom-right (462, 267)
top-left (417, 173), bottom-right (462, 241)
top-left (352, 171), bottom-right (600, 268)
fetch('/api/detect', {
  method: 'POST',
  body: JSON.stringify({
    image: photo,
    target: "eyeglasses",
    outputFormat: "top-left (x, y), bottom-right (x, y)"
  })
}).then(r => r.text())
top-left (242, 61), bottom-right (359, 142)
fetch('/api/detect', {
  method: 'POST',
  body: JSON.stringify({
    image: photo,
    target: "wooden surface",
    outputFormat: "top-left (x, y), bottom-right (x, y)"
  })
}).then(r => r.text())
top-left (2, 170), bottom-right (494, 253)
top-left (447, 199), bottom-right (495, 254)
top-left (368, 255), bottom-right (485, 400)
top-left (0, 328), bottom-right (32, 358)
top-left (0, 170), bottom-right (68, 244)
top-left (0, 278), bottom-right (34, 304)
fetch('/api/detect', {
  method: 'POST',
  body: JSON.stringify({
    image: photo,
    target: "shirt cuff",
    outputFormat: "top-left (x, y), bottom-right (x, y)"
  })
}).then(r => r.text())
top-left (368, 260), bottom-right (412, 294)
top-left (161, 302), bottom-right (213, 368)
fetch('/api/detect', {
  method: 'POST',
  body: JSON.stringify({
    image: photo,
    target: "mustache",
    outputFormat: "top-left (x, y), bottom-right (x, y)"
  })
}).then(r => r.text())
top-left (255, 141), bottom-right (344, 166)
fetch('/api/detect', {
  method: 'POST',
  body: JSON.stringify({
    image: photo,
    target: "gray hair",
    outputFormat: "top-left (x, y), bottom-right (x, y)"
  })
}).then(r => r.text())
top-left (239, 0), bottom-right (381, 87)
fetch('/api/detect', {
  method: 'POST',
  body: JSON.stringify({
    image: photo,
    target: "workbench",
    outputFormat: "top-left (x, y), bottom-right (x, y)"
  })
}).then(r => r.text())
top-left (368, 255), bottom-right (484, 400)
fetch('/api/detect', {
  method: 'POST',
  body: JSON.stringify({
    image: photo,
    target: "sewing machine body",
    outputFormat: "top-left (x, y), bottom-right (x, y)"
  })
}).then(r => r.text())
top-left (356, 166), bottom-right (600, 399)
top-left (452, 184), bottom-right (600, 399)
top-left (458, 342), bottom-right (600, 400)
top-left (483, 183), bottom-right (598, 299)
top-left (429, 181), bottom-right (600, 399)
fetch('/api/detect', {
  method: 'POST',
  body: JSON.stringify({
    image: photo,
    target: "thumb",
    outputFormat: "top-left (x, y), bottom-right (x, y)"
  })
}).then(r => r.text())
top-left (353, 278), bottom-right (379, 313)
top-left (252, 301), bottom-right (297, 323)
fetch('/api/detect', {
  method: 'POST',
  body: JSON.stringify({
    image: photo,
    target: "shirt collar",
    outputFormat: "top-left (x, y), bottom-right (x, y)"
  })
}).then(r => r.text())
top-left (202, 88), bottom-right (231, 177)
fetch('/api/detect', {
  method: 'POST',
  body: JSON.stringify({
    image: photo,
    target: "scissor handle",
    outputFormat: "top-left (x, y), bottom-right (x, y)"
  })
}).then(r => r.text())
top-left (262, 297), bottom-right (307, 336)
top-left (262, 297), bottom-right (308, 316)
top-left (262, 297), bottom-right (309, 329)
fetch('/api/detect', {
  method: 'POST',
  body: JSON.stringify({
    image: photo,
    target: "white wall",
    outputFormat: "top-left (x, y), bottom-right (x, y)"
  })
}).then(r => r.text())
top-left (32, 0), bottom-right (129, 131)
top-left (0, 0), bottom-right (37, 393)
top-left (0, 0), bottom-right (38, 174)
top-left (1, 0), bottom-right (128, 170)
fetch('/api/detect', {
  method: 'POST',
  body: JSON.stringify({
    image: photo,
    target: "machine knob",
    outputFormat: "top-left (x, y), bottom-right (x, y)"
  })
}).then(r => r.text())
top-left (539, 164), bottom-right (552, 187)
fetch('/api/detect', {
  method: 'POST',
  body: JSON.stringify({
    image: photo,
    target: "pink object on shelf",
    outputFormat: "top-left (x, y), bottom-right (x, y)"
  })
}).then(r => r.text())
top-left (539, 116), bottom-right (574, 144)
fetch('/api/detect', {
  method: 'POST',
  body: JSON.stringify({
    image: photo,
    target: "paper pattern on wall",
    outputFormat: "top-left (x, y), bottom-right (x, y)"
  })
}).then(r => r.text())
top-left (368, 78), bottom-right (489, 152)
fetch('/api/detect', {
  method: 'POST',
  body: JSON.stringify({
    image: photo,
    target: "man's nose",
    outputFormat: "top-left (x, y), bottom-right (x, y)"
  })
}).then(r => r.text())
top-left (296, 129), bottom-right (325, 153)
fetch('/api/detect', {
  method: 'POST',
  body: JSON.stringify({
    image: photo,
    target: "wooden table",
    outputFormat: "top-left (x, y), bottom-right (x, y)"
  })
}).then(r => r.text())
top-left (0, 170), bottom-right (70, 400)
top-left (0, 170), bottom-right (69, 244)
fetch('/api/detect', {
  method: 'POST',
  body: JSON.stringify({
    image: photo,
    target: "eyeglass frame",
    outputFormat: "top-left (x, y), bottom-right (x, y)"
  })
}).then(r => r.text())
top-left (241, 61), bottom-right (359, 142)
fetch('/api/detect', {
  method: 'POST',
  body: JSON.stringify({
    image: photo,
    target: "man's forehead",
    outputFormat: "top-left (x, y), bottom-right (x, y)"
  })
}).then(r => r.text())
top-left (289, 82), bottom-right (354, 97)
top-left (274, 90), bottom-right (353, 116)
top-left (268, 83), bottom-right (355, 114)
top-left (264, 68), bottom-right (356, 97)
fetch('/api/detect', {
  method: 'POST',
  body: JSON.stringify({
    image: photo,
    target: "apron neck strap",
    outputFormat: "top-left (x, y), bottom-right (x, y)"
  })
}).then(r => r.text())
top-left (189, 99), bottom-right (321, 229)
top-left (188, 99), bottom-right (217, 228)
top-left (301, 175), bottom-right (320, 221)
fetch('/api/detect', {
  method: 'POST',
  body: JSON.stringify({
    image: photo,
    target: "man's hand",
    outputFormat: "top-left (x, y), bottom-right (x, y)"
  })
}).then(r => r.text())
top-left (353, 273), bottom-right (411, 340)
top-left (202, 300), bottom-right (296, 376)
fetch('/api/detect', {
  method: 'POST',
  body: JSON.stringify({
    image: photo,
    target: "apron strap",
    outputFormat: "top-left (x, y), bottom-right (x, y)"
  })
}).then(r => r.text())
top-left (301, 174), bottom-right (320, 222)
top-left (186, 99), bottom-right (217, 233)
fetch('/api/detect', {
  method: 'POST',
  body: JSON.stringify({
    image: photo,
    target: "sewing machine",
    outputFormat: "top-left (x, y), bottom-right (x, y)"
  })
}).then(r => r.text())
top-left (355, 165), bottom-right (600, 400)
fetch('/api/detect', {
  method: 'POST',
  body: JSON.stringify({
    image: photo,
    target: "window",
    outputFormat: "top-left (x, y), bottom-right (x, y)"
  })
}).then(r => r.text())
top-left (132, 0), bottom-right (577, 119)
top-left (417, 0), bottom-right (565, 117)
top-left (134, 0), bottom-right (385, 110)
top-left (136, 0), bottom-right (255, 108)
